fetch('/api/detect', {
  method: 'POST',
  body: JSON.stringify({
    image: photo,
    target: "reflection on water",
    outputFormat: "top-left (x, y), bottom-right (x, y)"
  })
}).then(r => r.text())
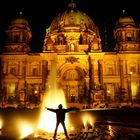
top-left (108, 125), bottom-right (114, 138)
top-left (95, 124), bottom-right (140, 140)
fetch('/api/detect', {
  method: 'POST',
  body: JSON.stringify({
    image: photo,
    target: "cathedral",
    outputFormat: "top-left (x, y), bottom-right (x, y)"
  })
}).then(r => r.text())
top-left (0, 1), bottom-right (140, 107)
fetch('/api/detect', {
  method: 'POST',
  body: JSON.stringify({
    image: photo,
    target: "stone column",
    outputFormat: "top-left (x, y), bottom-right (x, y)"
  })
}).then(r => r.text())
top-left (42, 60), bottom-right (48, 90)
top-left (98, 59), bottom-right (103, 87)
top-left (94, 60), bottom-right (99, 84)
top-left (22, 60), bottom-right (26, 80)
top-left (138, 60), bottom-right (140, 75)
top-left (88, 56), bottom-right (92, 90)
top-left (91, 60), bottom-right (95, 88)
top-left (22, 60), bottom-right (27, 105)
top-left (120, 60), bottom-right (124, 88)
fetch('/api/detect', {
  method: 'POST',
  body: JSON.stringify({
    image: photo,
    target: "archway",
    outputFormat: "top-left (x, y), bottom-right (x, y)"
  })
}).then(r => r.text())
top-left (58, 65), bottom-right (87, 103)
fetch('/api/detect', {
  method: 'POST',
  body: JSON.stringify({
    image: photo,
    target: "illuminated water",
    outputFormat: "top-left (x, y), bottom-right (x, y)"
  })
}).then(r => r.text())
top-left (0, 108), bottom-right (140, 139)
top-left (37, 61), bottom-right (68, 132)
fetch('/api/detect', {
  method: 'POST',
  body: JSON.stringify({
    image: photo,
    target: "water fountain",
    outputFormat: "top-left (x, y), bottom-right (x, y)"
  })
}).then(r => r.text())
top-left (31, 60), bottom-right (70, 139)
top-left (37, 61), bottom-right (68, 133)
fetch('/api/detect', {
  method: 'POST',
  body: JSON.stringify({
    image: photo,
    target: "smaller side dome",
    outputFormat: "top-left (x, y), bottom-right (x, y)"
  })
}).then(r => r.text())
top-left (118, 16), bottom-right (134, 23)
top-left (11, 18), bottom-right (29, 26)
top-left (3, 11), bottom-right (32, 53)
top-left (11, 11), bottom-right (29, 27)
top-left (116, 10), bottom-right (136, 28)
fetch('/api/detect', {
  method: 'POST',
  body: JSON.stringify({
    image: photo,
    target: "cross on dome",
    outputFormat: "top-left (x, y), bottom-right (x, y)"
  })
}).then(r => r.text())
top-left (68, 0), bottom-right (76, 9)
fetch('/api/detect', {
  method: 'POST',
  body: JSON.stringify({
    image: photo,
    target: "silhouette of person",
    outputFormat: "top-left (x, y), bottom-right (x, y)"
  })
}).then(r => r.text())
top-left (45, 104), bottom-right (79, 139)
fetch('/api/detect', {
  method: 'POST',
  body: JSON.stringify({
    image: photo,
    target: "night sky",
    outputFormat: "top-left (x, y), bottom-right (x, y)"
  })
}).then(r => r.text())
top-left (0, 0), bottom-right (139, 52)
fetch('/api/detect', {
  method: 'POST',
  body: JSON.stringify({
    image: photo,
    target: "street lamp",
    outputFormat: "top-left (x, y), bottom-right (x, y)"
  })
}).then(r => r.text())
top-left (107, 89), bottom-right (110, 103)
top-left (107, 89), bottom-right (110, 94)
top-left (34, 90), bottom-right (38, 94)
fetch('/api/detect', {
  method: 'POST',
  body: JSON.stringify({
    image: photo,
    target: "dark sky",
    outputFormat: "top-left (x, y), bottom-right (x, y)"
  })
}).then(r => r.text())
top-left (0, 0), bottom-right (139, 52)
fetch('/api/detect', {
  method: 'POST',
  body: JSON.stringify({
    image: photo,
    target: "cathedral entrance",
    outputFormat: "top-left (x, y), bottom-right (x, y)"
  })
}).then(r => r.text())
top-left (62, 81), bottom-right (85, 103)
top-left (59, 66), bottom-right (87, 103)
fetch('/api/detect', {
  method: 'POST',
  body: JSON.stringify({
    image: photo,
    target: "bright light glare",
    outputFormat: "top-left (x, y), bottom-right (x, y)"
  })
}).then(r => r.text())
top-left (0, 117), bottom-right (3, 135)
top-left (18, 121), bottom-right (34, 139)
top-left (37, 88), bottom-right (67, 132)
top-left (82, 113), bottom-right (96, 129)
top-left (0, 117), bottom-right (3, 129)
top-left (108, 125), bottom-right (113, 137)
top-left (70, 126), bottom-right (74, 131)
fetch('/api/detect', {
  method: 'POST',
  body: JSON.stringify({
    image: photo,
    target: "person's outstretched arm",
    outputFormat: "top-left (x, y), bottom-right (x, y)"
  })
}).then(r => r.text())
top-left (45, 107), bottom-right (56, 112)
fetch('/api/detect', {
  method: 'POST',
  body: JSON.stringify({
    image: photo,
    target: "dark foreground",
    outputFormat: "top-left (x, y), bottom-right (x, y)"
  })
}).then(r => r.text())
top-left (0, 107), bottom-right (140, 139)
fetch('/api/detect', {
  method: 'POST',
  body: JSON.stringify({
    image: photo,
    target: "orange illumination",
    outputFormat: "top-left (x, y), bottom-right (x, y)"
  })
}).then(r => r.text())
top-left (107, 90), bottom-right (110, 93)
top-left (18, 121), bottom-right (34, 139)
top-left (37, 61), bottom-right (69, 133)
top-left (82, 113), bottom-right (96, 129)
top-left (0, 117), bottom-right (3, 129)
top-left (34, 90), bottom-right (38, 94)
top-left (130, 71), bottom-right (133, 75)
top-left (37, 88), bottom-right (68, 132)
top-left (108, 125), bottom-right (113, 137)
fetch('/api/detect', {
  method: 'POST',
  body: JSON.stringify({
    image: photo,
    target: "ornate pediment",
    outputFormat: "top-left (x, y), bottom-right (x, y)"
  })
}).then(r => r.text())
top-left (3, 74), bottom-right (18, 82)
top-left (65, 56), bottom-right (79, 64)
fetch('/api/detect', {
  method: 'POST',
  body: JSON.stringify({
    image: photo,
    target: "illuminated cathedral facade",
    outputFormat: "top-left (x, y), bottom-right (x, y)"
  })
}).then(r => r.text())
top-left (0, 1), bottom-right (140, 107)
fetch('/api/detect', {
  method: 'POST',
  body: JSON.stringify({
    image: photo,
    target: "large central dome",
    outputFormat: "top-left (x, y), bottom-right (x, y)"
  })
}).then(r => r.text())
top-left (43, 1), bottom-right (101, 53)
top-left (49, 1), bottom-right (97, 33)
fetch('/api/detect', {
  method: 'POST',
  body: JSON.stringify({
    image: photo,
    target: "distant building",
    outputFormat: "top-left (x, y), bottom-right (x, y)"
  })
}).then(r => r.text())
top-left (0, 1), bottom-right (140, 107)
